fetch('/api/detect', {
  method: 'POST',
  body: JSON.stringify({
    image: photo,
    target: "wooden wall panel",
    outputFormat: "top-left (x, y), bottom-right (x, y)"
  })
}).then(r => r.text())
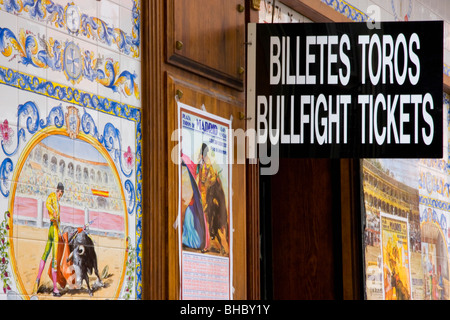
top-left (143, 0), bottom-right (254, 299)
top-left (270, 158), bottom-right (338, 299)
top-left (142, 0), bottom-right (168, 300)
top-left (166, 0), bottom-right (246, 90)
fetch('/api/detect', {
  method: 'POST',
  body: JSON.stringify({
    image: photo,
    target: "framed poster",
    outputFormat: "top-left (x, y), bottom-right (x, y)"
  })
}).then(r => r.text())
top-left (362, 150), bottom-right (450, 300)
top-left (177, 102), bottom-right (233, 300)
top-left (380, 212), bottom-right (412, 300)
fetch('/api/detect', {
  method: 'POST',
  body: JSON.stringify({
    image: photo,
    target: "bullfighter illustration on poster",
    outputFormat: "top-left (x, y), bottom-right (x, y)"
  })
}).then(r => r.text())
top-left (380, 213), bottom-right (412, 300)
top-left (177, 102), bottom-right (232, 300)
top-left (0, 102), bottom-right (140, 300)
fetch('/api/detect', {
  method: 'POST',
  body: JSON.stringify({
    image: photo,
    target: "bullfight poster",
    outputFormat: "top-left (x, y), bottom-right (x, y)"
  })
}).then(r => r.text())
top-left (380, 213), bottom-right (412, 300)
top-left (363, 147), bottom-right (450, 300)
top-left (177, 102), bottom-right (233, 300)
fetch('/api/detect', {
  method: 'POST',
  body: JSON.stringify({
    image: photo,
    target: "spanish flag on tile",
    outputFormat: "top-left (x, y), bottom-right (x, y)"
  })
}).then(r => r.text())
top-left (91, 189), bottom-right (109, 197)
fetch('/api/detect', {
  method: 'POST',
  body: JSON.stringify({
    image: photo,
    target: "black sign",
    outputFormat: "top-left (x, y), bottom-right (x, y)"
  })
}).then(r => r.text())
top-left (247, 22), bottom-right (443, 158)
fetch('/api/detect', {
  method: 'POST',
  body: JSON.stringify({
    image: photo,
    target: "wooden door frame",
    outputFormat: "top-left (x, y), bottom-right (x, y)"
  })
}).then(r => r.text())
top-left (142, 0), bottom-right (168, 300)
top-left (141, 0), bottom-right (369, 300)
top-left (142, 0), bottom-right (250, 300)
top-left (245, 1), bottom-right (261, 300)
top-left (279, 0), bottom-right (365, 300)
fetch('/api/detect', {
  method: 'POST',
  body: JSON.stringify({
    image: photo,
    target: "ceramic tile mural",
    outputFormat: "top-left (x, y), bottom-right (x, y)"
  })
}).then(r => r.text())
top-left (0, 0), bottom-right (141, 300)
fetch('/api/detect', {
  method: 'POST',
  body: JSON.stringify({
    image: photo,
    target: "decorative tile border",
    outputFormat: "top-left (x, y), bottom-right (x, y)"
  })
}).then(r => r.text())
top-left (444, 64), bottom-right (450, 77)
top-left (321, 0), bottom-right (450, 92)
top-left (0, 25), bottom-right (140, 103)
top-left (390, 0), bottom-right (413, 21)
top-left (0, 0), bottom-right (140, 58)
top-left (321, 0), bottom-right (369, 22)
top-left (419, 195), bottom-right (450, 215)
top-left (0, 64), bottom-right (140, 122)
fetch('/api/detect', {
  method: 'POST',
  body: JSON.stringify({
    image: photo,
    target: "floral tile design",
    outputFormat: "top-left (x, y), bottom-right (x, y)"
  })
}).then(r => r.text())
top-left (0, 0), bottom-right (140, 59)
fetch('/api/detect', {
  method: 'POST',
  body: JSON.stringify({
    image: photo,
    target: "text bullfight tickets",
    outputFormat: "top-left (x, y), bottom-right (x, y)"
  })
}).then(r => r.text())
top-left (247, 21), bottom-right (443, 159)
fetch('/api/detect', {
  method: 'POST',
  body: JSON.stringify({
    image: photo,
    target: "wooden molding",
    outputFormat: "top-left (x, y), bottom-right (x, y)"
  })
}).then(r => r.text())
top-left (246, 160), bottom-right (260, 299)
top-left (167, 54), bottom-right (244, 91)
top-left (279, 0), bottom-right (351, 22)
top-left (166, 0), bottom-right (245, 91)
top-left (142, 0), bottom-right (168, 300)
top-left (340, 159), bottom-right (363, 299)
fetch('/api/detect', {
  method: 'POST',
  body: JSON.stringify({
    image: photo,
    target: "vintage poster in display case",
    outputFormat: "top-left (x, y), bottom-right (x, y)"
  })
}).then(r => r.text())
top-left (362, 133), bottom-right (450, 300)
top-left (380, 213), bottom-right (412, 300)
